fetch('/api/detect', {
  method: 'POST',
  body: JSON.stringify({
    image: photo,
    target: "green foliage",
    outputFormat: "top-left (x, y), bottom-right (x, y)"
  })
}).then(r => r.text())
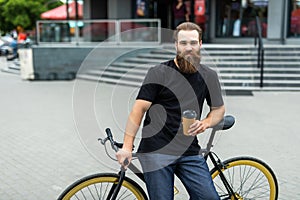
top-left (47, 0), bottom-right (63, 10)
top-left (0, 0), bottom-right (13, 34)
top-left (0, 0), bottom-right (63, 33)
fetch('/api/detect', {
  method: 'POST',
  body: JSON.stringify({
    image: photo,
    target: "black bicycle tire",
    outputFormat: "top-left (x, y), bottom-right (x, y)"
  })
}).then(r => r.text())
top-left (57, 173), bottom-right (148, 200)
top-left (210, 156), bottom-right (278, 200)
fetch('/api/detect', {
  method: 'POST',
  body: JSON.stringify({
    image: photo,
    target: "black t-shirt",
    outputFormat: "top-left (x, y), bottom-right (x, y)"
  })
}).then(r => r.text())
top-left (136, 60), bottom-right (223, 156)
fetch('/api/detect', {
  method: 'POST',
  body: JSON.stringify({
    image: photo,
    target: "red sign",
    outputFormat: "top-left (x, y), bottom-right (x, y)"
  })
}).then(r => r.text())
top-left (194, 0), bottom-right (205, 16)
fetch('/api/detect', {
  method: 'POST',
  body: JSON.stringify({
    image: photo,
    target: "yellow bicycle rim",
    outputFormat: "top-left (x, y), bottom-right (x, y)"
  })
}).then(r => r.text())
top-left (211, 159), bottom-right (277, 200)
top-left (62, 176), bottom-right (146, 200)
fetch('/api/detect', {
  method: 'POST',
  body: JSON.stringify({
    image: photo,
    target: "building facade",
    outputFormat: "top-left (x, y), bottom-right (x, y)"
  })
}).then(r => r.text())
top-left (81, 0), bottom-right (300, 44)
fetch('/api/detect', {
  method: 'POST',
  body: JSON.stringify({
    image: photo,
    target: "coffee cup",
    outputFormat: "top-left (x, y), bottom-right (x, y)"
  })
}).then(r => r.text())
top-left (182, 110), bottom-right (197, 136)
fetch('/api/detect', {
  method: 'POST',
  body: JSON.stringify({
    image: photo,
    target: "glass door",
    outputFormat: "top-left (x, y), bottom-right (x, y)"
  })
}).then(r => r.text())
top-left (216, 0), bottom-right (268, 38)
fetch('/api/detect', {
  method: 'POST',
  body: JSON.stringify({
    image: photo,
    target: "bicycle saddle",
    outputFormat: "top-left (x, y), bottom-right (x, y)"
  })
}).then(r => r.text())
top-left (212, 115), bottom-right (235, 131)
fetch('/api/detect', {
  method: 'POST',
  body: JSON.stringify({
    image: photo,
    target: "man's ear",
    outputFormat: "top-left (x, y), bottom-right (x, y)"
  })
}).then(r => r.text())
top-left (175, 41), bottom-right (178, 51)
top-left (200, 40), bottom-right (202, 47)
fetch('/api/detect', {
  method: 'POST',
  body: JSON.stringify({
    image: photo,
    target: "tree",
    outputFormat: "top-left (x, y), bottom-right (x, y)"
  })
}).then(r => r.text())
top-left (0, 0), bottom-right (63, 34)
top-left (0, 0), bottom-right (14, 34)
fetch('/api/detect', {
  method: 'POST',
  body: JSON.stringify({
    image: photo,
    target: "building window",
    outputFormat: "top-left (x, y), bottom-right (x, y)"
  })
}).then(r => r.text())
top-left (290, 0), bottom-right (300, 37)
top-left (216, 0), bottom-right (268, 38)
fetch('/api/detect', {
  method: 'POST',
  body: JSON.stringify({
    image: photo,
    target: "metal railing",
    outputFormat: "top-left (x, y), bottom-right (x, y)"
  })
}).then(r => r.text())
top-left (36, 19), bottom-right (161, 45)
top-left (254, 15), bottom-right (264, 88)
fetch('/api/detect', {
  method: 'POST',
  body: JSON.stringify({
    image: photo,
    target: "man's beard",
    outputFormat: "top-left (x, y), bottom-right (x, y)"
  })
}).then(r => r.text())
top-left (176, 50), bottom-right (201, 74)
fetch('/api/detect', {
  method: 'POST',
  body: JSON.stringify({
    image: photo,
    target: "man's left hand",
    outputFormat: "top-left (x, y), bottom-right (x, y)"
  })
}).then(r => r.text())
top-left (188, 119), bottom-right (210, 136)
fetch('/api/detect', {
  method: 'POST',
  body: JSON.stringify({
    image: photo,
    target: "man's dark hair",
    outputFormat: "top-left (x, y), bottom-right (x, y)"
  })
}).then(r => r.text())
top-left (173, 22), bottom-right (203, 42)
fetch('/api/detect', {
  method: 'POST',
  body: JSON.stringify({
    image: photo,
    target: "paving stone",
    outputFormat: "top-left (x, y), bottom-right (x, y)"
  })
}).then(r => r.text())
top-left (0, 69), bottom-right (299, 199)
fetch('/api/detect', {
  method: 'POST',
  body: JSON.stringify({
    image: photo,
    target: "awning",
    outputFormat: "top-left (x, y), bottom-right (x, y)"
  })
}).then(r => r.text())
top-left (41, 1), bottom-right (83, 20)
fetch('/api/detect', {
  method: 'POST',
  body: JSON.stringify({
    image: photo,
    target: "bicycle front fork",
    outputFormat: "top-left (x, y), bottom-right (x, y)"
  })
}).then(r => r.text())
top-left (208, 153), bottom-right (239, 200)
top-left (106, 167), bottom-right (127, 200)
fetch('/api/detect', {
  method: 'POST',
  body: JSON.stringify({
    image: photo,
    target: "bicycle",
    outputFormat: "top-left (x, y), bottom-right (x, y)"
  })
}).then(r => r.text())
top-left (58, 115), bottom-right (278, 200)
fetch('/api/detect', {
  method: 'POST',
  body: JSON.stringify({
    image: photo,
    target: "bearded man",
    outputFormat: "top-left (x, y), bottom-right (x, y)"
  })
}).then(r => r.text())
top-left (116, 22), bottom-right (225, 200)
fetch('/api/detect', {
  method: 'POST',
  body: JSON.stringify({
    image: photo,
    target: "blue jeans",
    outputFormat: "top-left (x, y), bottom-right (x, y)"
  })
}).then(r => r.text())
top-left (138, 154), bottom-right (220, 200)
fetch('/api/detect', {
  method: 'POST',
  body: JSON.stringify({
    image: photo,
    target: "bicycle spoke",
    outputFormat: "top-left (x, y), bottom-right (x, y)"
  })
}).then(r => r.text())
top-left (240, 168), bottom-right (270, 199)
top-left (87, 186), bottom-right (97, 200)
top-left (94, 184), bottom-right (100, 199)
top-left (74, 194), bottom-right (80, 200)
top-left (212, 158), bottom-right (277, 200)
top-left (100, 182), bottom-right (104, 198)
top-left (68, 180), bottom-right (145, 200)
top-left (239, 164), bottom-right (255, 196)
top-left (225, 164), bottom-right (236, 192)
top-left (103, 182), bottom-right (110, 198)
top-left (79, 189), bottom-right (87, 200)
top-left (118, 188), bottom-right (136, 200)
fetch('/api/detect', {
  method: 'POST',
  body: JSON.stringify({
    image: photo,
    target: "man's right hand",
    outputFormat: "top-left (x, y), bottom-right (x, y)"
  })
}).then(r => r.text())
top-left (116, 148), bottom-right (132, 168)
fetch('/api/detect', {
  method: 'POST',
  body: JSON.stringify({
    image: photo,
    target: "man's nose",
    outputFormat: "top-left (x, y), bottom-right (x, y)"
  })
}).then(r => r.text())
top-left (185, 44), bottom-right (193, 51)
top-left (185, 44), bottom-right (193, 52)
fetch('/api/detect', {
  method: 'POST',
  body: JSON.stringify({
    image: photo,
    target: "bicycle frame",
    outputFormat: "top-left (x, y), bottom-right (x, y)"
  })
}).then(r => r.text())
top-left (102, 115), bottom-right (237, 200)
top-left (205, 152), bottom-right (238, 200)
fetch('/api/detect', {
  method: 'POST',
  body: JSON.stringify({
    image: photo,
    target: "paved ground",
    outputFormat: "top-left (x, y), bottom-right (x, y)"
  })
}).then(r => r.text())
top-left (0, 64), bottom-right (300, 199)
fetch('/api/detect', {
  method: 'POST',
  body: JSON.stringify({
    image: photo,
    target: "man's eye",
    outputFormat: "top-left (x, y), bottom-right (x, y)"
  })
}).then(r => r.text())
top-left (179, 41), bottom-right (198, 46)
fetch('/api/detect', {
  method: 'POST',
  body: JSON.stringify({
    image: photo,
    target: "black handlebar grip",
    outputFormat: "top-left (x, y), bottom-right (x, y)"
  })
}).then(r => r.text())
top-left (123, 158), bottom-right (129, 166)
top-left (105, 128), bottom-right (113, 139)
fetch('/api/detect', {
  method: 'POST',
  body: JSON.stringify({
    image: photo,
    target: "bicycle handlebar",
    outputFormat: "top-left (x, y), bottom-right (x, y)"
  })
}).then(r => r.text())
top-left (100, 115), bottom-right (235, 158)
top-left (105, 128), bottom-right (118, 152)
top-left (104, 128), bottom-right (129, 167)
top-left (105, 128), bottom-right (113, 139)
